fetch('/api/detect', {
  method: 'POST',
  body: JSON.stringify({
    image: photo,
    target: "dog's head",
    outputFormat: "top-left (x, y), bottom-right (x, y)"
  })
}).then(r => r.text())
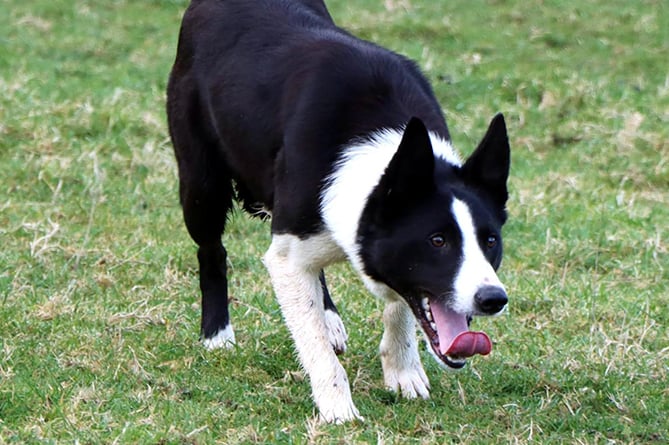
top-left (358, 115), bottom-right (510, 368)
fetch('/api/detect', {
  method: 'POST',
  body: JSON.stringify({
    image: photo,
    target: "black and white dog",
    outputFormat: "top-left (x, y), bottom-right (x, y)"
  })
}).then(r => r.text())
top-left (167, 0), bottom-right (510, 423)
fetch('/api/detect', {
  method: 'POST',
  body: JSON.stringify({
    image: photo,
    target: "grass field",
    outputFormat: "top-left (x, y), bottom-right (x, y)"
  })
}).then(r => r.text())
top-left (1, 0), bottom-right (668, 443)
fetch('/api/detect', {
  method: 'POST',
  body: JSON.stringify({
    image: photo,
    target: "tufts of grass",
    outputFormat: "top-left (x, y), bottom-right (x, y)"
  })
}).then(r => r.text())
top-left (1, 0), bottom-right (667, 443)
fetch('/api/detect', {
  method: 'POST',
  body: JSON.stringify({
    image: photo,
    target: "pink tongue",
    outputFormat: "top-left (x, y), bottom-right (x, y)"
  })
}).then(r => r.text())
top-left (445, 331), bottom-right (492, 357)
top-left (430, 301), bottom-right (492, 358)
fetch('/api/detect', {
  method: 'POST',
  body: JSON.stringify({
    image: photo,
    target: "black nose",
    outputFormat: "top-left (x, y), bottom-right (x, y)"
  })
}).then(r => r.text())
top-left (475, 286), bottom-right (508, 314)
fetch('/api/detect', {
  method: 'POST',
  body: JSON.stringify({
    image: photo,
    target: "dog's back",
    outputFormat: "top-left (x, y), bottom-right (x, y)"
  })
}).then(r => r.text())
top-left (168, 0), bottom-right (449, 227)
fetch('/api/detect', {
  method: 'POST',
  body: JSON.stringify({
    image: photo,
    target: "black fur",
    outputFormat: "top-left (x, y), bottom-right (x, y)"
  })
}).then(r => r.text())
top-left (166, 0), bottom-right (509, 362)
top-left (167, 0), bottom-right (452, 340)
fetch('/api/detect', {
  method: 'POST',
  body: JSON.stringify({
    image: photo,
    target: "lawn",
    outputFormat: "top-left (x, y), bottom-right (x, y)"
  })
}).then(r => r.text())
top-left (1, 0), bottom-right (667, 443)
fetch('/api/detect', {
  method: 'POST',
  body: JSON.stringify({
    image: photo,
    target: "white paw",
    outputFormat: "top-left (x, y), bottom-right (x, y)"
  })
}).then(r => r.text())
top-left (202, 325), bottom-right (236, 350)
top-left (324, 309), bottom-right (348, 354)
top-left (382, 363), bottom-right (431, 399)
top-left (313, 363), bottom-right (363, 424)
top-left (317, 399), bottom-right (363, 424)
top-left (316, 388), bottom-right (363, 424)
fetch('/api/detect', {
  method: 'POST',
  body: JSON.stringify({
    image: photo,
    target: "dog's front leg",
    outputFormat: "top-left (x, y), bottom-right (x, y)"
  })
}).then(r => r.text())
top-left (264, 235), bottom-right (361, 423)
top-left (380, 300), bottom-right (430, 399)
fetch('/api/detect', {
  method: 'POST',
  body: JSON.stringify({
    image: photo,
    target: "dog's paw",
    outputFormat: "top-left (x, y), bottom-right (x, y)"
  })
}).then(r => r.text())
top-left (312, 362), bottom-right (363, 424)
top-left (383, 363), bottom-right (430, 399)
top-left (318, 401), bottom-right (363, 424)
top-left (324, 309), bottom-right (348, 354)
top-left (317, 395), bottom-right (363, 424)
top-left (203, 325), bottom-right (236, 350)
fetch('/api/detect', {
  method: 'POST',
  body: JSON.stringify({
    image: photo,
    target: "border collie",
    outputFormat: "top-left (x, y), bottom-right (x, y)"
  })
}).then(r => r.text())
top-left (167, 0), bottom-right (510, 423)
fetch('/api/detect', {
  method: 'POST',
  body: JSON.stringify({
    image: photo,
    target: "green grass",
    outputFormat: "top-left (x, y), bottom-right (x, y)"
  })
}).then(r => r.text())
top-left (1, 0), bottom-right (667, 443)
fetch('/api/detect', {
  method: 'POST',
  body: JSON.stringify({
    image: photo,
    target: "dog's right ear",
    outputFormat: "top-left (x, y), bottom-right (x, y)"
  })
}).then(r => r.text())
top-left (363, 117), bottom-right (435, 225)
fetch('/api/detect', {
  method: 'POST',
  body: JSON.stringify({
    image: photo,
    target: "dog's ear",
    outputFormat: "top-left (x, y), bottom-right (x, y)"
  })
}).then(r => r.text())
top-left (365, 117), bottom-right (435, 224)
top-left (460, 113), bottom-right (510, 209)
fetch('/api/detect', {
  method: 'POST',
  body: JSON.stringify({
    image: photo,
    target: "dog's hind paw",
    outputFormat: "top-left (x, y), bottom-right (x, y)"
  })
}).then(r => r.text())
top-left (383, 364), bottom-right (431, 399)
top-left (202, 325), bottom-right (236, 350)
top-left (324, 309), bottom-right (348, 354)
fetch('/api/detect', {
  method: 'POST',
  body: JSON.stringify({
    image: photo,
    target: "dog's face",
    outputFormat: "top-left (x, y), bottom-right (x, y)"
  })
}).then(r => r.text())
top-left (358, 115), bottom-right (510, 368)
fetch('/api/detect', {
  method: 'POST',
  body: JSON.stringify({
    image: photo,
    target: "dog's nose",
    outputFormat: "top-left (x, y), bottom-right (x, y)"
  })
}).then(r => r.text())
top-left (474, 285), bottom-right (508, 314)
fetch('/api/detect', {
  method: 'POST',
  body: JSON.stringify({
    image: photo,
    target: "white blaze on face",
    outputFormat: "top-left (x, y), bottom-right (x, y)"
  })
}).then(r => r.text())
top-left (450, 198), bottom-right (505, 314)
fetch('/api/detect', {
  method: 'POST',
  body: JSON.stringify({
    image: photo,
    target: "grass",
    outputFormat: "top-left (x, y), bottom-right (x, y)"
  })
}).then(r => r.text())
top-left (1, 0), bottom-right (667, 443)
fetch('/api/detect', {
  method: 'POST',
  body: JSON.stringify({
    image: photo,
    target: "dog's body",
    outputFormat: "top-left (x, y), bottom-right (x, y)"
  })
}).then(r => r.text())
top-left (167, 0), bottom-right (510, 422)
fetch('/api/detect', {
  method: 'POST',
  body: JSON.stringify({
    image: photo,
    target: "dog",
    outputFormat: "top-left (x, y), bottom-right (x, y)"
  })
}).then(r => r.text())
top-left (167, 0), bottom-right (510, 423)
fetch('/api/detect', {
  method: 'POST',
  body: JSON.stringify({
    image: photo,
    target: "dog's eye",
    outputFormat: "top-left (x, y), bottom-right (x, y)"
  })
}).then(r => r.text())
top-left (430, 234), bottom-right (447, 248)
top-left (486, 235), bottom-right (498, 249)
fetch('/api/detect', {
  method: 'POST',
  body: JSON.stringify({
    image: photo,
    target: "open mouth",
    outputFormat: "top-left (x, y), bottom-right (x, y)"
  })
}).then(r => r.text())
top-left (410, 296), bottom-right (492, 369)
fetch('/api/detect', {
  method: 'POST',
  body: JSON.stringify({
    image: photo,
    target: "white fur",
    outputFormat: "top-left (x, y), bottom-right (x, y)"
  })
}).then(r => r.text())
top-left (203, 324), bottom-right (236, 350)
top-left (379, 301), bottom-right (430, 398)
top-left (263, 233), bottom-right (361, 423)
top-left (320, 127), bottom-right (460, 275)
top-left (431, 135), bottom-right (462, 166)
top-left (450, 198), bottom-right (505, 314)
top-left (324, 309), bottom-right (348, 354)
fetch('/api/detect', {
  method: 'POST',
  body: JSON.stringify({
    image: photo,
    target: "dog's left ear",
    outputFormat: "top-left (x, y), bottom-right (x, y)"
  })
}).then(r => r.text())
top-left (461, 113), bottom-right (510, 209)
top-left (364, 117), bottom-right (435, 224)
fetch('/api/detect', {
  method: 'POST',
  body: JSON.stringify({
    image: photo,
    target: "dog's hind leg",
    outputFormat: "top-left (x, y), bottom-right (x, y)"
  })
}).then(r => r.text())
top-left (379, 300), bottom-right (430, 399)
top-left (196, 238), bottom-right (235, 350)
top-left (181, 165), bottom-right (235, 349)
top-left (168, 83), bottom-right (236, 350)
top-left (320, 270), bottom-right (348, 354)
top-left (183, 169), bottom-right (235, 349)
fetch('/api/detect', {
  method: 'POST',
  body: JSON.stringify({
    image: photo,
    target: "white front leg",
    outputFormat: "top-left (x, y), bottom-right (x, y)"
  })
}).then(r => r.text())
top-left (263, 234), bottom-right (361, 423)
top-left (380, 300), bottom-right (430, 399)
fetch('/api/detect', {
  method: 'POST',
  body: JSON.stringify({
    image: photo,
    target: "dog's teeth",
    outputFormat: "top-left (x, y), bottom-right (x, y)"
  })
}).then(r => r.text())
top-left (421, 298), bottom-right (434, 323)
top-left (430, 321), bottom-right (437, 331)
top-left (446, 355), bottom-right (466, 365)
